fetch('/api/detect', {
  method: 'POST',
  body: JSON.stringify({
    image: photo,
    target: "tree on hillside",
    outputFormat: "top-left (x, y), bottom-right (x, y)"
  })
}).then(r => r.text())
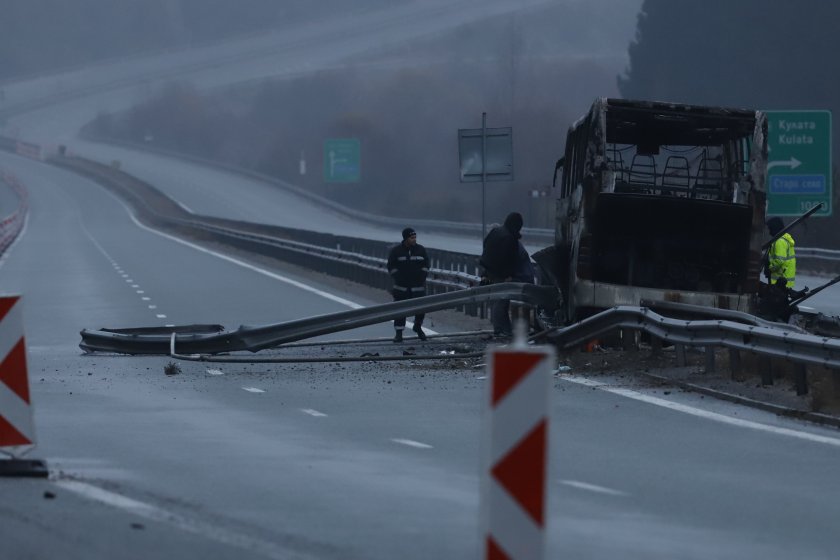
top-left (619, 0), bottom-right (840, 247)
top-left (620, 0), bottom-right (840, 110)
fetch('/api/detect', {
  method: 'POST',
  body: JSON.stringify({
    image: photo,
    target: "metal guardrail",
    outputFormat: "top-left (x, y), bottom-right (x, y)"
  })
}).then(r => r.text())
top-left (638, 299), bottom-right (807, 333)
top-left (79, 283), bottom-right (558, 355)
top-left (77, 132), bottom-right (557, 242)
top-left (0, 169), bottom-right (29, 256)
top-left (45, 155), bottom-right (496, 315)
top-left (189, 221), bottom-right (478, 291)
top-left (548, 305), bottom-right (840, 370)
top-left (798, 247), bottom-right (840, 262)
top-left (2, 136), bottom-right (837, 266)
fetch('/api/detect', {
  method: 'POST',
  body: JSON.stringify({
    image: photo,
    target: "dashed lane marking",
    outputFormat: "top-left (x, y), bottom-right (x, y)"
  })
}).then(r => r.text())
top-left (559, 479), bottom-right (628, 497)
top-left (301, 409), bottom-right (327, 417)
top-left (391, 438), bottom-right (433, 449)
top-left (242, 387), bottom-right (265, 393)
top-left (81, 224), bottom-right (172, 322)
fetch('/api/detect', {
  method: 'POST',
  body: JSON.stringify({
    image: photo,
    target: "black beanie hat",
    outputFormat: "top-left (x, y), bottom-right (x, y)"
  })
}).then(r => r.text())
top-left (402, 227), bottom-right (416, 240)
top-left (504, 212), bottom-right (524, 232)
top-left (767, 217), bottom-right (785, 236)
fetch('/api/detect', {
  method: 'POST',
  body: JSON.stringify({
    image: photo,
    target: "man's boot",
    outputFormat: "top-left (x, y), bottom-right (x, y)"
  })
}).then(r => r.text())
top-left (393, 330), bottom-right (403, 343)
top-left (412, 325), bottom-right (427, 341)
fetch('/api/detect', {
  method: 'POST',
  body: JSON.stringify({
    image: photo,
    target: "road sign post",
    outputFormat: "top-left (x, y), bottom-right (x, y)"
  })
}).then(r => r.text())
top-left (459, 114), bottom-right (513, 241)
top-left (765, 110), bottom-right (832, 216)
top-left (323, 138), bottom-right (360, 183)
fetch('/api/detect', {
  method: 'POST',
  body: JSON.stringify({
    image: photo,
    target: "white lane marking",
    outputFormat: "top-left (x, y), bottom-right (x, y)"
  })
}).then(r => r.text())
top-left (54, 480), bottom-right (311, 560)
top-left (559, 479), bottom-right (628, 497)
top-left (148, 305), bottom-right (157, 309)
top-left (206, 368), bottom-right (224, 376)
top-left (119, 203), bottom-right (362, 309)
top-left (125, 279), bottom-right (133, 283)
top-left (131, 284), bottom-right (140, 288)
top-left (156, 314), bottom-right (167, 319)
top-left (142, 297), bottom-right (150, 301)
top-left (301, 408), bottom-right (327, 417)
top-left (242, 387), bottom-right (265, 393)
top-left (391, 438), bottom-right (433, 449)
top-left (562, 375), bottom-right (840, 448)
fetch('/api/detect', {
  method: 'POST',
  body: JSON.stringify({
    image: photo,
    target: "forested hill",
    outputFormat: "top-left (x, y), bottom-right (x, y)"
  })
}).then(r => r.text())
top-left (0, 0), bottom-right (394, 81)
top-left (619, 0), bottom-right (840, 246)
top-left (620, 0), bottom-right (839, 127)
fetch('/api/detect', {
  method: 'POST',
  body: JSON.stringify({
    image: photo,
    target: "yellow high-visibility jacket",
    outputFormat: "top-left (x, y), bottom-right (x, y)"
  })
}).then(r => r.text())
top-left (768, 233), bottom-right (796, 288)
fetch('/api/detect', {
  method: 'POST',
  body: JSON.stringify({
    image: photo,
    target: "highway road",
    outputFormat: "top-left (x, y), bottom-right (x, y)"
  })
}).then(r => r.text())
top-left (1, 2), bottom-right (840, 558)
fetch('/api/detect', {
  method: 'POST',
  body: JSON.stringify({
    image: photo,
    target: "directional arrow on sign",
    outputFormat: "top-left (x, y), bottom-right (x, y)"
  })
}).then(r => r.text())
top-left (768, 157), bottom-right (802, 171)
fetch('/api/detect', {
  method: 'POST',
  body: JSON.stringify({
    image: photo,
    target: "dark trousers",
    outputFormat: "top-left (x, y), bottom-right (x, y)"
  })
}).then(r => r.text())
top-left (487, 276), bottom-right (512, 335)
top-left (491, 299), bottom-right (512, 335)
top-left (393, 289), bottom-right (425, 330)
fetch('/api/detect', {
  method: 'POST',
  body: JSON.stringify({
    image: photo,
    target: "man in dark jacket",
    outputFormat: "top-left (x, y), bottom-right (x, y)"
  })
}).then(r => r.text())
top-left (479, 212), bottom-right (524, 336)
top-left (387, 227), bottom-right (430, 342)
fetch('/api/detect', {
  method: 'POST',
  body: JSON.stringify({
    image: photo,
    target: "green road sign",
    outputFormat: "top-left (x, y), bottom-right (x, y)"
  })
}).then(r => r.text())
top-left (765, 110), bottom-right (832, 216)
top-left (323, 138), bottom-right (360, 183)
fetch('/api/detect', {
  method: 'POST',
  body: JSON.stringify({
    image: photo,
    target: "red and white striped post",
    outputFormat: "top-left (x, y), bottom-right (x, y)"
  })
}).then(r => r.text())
top-left (0, 295), bottom-right (47, 477)
top-left (480, 327), bottom-right (555, 559)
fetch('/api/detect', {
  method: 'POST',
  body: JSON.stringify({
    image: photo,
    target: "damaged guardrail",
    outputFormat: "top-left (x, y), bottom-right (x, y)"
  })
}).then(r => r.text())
top-left (548, 305), bottom-right (840, 396)
top-left (80, 283), bottom-right (558, 355)
top-left (548, 305), bottom-right (840, 368)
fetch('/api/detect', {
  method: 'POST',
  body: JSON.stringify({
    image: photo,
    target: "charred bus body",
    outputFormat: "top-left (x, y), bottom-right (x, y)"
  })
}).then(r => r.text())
top-left (535, 98), bottom-right (768, 324)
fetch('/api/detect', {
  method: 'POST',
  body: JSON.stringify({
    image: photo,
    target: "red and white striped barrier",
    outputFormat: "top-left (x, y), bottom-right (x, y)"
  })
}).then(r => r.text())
top-left (0, 169), bottom-right (29, 257)
top-left (480, 340), bottom-right (555, 560)
top-left (15, 140), bottom-right (42, 161)
top-left (0, 295), bottom-right (36, 457)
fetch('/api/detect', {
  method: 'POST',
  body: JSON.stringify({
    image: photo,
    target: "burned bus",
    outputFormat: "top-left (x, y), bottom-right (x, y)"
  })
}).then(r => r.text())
top-left (535, 98), bottom-right (768, 323)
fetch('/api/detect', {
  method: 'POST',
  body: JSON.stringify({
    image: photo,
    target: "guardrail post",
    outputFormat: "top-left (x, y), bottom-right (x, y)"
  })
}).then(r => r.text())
top-left (675, 344), bottom-right (687, 367)
top-left (728, 349), bottom-right (741, 380)
top-left (759, 355), bottom-right (773, 386)
top-left (650, 336), bottom-right (662, 356)
top-left (704, 347), bottom-right (715, 374)
top-left (793, 363), bottom-right (808, 396)
top-left (621, 329), bottom-right (637, 351)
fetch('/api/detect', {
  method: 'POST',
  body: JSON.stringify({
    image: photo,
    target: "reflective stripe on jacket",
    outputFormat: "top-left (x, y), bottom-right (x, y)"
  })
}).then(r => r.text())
top-left (387, 242), bottom-right (429, 291)
top-left (768, 233), bottom-right (796, 288)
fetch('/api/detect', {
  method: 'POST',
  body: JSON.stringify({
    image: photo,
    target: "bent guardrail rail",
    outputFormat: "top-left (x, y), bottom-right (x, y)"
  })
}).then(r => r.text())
top-left (548, 305), bottom-right (840, 369)
top-left (79, 283), bottom-right (558, 355)
top-left (638, 299), bottom-right (806, 332)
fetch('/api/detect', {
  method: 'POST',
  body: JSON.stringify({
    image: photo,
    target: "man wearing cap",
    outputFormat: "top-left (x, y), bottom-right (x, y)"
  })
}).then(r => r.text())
top-left (387, 227), bottom-right (430, 342)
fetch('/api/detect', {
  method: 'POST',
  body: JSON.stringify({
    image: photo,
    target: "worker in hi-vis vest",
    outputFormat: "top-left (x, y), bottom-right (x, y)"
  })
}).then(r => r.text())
top-left (766, 216), bottom-right (796, 289)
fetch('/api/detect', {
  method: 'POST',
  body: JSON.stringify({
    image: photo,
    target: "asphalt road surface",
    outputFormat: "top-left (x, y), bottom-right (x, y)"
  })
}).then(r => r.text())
top-left (1, 2), bottom-right (840, 558)
top-left (2, 143), bottom-right (840, 560)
